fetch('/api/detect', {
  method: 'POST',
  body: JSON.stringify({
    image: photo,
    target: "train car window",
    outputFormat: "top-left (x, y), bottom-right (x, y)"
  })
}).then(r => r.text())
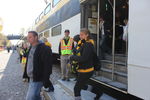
top-left (35, 17), bottom-right (39, 24)
top-left (44, 30), bottom-right (50, 38)
top-left (51, 24), bottom-right (61, 36)
top-left (39, 12), bottom-right (44, 20)
top-left (44, 3), bottom-right (51, 15)
top-left (53, 0), bottom-right (61, 7)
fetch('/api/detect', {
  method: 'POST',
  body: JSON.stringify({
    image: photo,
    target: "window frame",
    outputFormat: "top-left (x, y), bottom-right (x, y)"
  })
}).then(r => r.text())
top-left (35, 17), bottom-right (39, 24)
top-left (51, 24), bottom-right (62, 37)
top-left (44, 3), bottom-right (51, 15)
top-left (39, 12), bottom-right (44, 20)
top-left (53, 0), bottom-right (61, 7)
top-left (44, 30), bottom-right (50, 38)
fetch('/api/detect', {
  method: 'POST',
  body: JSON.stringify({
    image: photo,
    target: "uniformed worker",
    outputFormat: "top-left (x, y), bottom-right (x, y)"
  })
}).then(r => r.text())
top-left (70, 28), bottom-right (95, 100)
top-left (21, 43), bottom-right (29, 82)
top-left (59, 29), bottom-right (74, 81)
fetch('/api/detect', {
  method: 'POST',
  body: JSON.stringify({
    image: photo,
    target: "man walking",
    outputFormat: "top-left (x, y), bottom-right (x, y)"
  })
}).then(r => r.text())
top-left (59, 29), bottom-right (74, 81)
top-left (25, 31), bottom-right (53, 100)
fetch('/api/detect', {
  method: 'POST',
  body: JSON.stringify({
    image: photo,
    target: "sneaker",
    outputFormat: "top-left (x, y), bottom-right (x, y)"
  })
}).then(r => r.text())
top-left (23, 79), bottom-right (26, 82)
top-left (43, 86), bottom-right (54, 92)
top-left (49, 85), bottom-right (54, 92)
top-left (43, 87), bottom-right (49, 92)
top-left (23, 78), bottom-right (29, 82)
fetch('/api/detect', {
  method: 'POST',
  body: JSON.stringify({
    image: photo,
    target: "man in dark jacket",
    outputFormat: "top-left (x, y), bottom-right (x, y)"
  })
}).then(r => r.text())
top-left (25, 31), bottom-right (53, 100)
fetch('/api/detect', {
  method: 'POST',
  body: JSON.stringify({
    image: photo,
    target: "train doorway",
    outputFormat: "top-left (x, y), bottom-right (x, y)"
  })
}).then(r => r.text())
top-left (80, 0), bottom-right (129, 91)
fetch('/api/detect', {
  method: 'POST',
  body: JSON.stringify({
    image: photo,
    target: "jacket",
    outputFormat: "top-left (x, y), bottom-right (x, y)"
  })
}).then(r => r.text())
top-left (70, 40), bottom-right (95, 72)
top-left (23, 43), bottom-right (53, 88)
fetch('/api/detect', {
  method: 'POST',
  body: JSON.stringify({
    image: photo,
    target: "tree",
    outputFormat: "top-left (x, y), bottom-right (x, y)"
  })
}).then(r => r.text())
top-left (0, 17), bottom-right (3, 32)
top-left (0, 33), bottom-right (11, 47)
top-left (0, 17), bottom-right (11, 47)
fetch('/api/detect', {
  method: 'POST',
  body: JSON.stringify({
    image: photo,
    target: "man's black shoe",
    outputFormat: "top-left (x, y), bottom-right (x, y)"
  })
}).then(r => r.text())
top-left (49, 85), bottom-right (54, 92)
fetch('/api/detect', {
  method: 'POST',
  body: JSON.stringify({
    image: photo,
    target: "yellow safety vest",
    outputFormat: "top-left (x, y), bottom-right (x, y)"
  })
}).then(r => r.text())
top-left (21, 49), bottom-right (29, 64)
top-left (20, 49), bottom-right (23, 56)
top-left (61, 38), bottom-right (73, 55)
top-left (21, 57), bottom-right (27, 64)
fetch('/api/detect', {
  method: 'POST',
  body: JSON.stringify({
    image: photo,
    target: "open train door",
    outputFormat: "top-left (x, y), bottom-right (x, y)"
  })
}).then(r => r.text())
top-left (79, 0), bottom-right (130, 94)
top-left (79, 0), bottom-right (145, 100)
top-left (79, 0), bottom-right (100, 54)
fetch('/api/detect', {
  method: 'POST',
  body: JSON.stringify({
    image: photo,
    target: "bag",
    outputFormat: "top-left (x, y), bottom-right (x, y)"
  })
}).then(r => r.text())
top-left (93, 52), bottom-right (101, 71)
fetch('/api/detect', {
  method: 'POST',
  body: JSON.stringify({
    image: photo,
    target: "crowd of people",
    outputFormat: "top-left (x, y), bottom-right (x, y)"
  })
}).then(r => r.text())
top-left (17, 28), bottom-right (100, 100)
top-left (16, 19), bottom-right (128, 100)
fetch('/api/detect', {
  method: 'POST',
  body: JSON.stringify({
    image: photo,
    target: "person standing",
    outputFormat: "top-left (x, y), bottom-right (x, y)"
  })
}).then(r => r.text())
top-left (59, 29), bottom-right (74, 81)
top-left (7, 46), bottom-right (11, 53)
top-left (21, 43), bottom-right (29, 82)
top-left (25, 31), bottom-right (54, 100)
top-left (70, 28), bottom-right (95, 100)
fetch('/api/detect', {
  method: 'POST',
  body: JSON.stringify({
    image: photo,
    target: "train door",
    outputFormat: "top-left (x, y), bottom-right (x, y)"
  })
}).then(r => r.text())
top-left (80, 0), bottom-right (98, 50)
top-left (80, 0), bottom-right (129, 91)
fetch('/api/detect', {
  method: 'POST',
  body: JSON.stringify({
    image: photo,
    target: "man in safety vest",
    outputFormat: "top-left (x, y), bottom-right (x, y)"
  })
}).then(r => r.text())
top-left (59, 29), bottom-right (74, 81)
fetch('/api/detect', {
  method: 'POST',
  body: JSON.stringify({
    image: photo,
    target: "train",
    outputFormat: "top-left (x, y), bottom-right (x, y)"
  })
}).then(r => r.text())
top-left (33, 0), bottom-right (150, 99)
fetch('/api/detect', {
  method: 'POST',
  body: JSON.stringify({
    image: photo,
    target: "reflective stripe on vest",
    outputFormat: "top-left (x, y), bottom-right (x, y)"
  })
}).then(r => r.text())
top-left (77, 67), bottom-right (94, 73)
top-left (61, 38), bottom-right (73, 55)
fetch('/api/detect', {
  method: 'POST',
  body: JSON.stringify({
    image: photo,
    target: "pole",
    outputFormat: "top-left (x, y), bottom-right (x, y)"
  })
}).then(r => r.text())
top-left (97, 0), bottom-right (100, 56)
top-left (112, 0), bottom-right (116, 81)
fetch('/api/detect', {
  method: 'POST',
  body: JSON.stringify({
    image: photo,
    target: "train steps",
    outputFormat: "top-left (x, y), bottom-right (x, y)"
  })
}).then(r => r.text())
top-left (42, 79), bottom-right (117, 100)
top-left (97, 54), bottom-right (127, 87)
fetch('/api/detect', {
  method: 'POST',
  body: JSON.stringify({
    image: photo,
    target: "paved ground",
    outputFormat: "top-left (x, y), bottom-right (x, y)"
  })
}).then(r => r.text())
top-left (0, 50), bottom-right (61, 100)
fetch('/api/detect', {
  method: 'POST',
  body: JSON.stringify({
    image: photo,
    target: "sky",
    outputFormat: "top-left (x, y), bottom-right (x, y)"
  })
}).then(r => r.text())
top-left (0, 0), bottom-right (46, 45)
top-left (0, 0), bottom-right (46, 35)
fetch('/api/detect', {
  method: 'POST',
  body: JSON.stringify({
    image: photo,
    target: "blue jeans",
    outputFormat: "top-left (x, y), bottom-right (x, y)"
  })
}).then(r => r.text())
top-left (26, 80), bottom-right (43, 100)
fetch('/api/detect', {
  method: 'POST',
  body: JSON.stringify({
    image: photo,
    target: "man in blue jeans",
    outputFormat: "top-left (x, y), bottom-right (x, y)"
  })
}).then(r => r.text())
top-left (25, 31), bottom-right (54, 100)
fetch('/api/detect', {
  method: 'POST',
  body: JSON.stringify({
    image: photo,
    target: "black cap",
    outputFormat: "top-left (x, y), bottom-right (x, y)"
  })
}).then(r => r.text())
top-left (64, 29), bottom-right (70, 33)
